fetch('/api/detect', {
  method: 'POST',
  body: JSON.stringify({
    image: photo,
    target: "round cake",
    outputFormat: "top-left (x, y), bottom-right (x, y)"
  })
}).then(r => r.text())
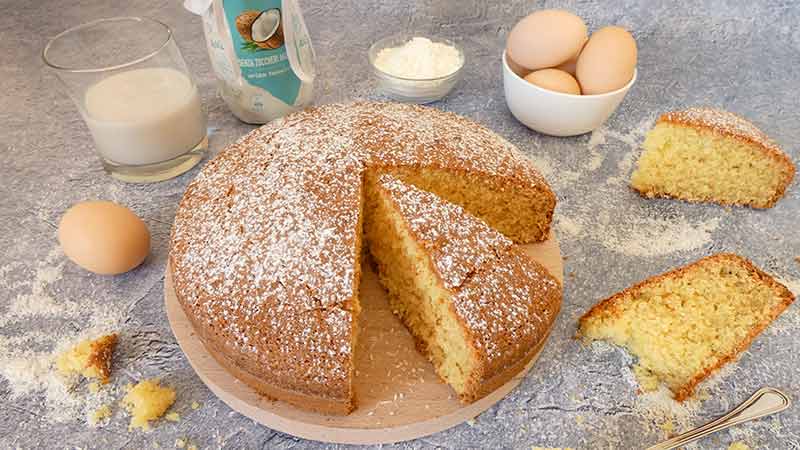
top-left (170, 102), bottom-right (557, 414)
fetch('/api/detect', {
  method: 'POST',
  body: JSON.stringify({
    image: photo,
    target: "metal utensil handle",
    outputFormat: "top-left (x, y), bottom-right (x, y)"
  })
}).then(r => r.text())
top-left (647, 387), bottom-right (791, 450)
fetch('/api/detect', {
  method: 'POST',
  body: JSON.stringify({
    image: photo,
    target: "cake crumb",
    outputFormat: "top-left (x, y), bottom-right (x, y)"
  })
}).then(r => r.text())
top-left (175, 438), bottom-right (186, 448)
top-left (728, 442), bottom-right (750, 450)
top-left (191, 401), bottom-right (200, 410)
top-left (121, 378), bottom-right (176, 431)
top-left (56, 333), bottom-right (118, 384)
top-left (165, 412), bottom-right (181, 422)
top-left (89, 404), bottom-right (112, 426)
top-left (658, 419), bottom-right (674, 434)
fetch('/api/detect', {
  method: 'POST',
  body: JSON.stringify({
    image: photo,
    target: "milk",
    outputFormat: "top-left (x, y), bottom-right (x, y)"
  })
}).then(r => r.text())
top-left (84, 67), bottom-right (207, 166)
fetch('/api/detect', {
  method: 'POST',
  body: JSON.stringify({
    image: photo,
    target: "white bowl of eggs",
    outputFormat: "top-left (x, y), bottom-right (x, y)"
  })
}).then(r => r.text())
top-left (503, 10), bottom-right (637, 137)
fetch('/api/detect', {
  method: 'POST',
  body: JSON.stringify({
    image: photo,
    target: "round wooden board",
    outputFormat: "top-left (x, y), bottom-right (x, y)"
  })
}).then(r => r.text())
top-left (164, 232), bottom-right (562, 445)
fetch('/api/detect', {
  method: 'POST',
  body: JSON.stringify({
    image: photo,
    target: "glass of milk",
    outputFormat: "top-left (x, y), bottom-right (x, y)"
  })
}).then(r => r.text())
top-left (43, 17), bottom-right (207, 183)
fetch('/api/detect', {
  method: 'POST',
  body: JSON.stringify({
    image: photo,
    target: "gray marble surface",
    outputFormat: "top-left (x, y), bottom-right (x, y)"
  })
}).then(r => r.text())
top-left (2, 0), bottom-right (799, 449)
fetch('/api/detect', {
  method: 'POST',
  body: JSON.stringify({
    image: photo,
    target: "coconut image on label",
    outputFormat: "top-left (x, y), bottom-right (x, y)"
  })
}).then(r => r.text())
top-left (236, 9), bottom-right (284, 50)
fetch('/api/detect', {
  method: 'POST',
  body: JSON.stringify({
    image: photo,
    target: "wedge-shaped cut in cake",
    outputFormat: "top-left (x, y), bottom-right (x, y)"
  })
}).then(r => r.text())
top-left (365, 174), bottom-right (562, 402)
top-left (630, 108), bottom-right (795, 208)
top-left (579, 253), bottom-right (794, 401)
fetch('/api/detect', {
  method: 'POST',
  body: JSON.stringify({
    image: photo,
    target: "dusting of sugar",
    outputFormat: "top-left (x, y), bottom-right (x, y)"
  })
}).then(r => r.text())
top-left (378, 174), bottom-right (561, 368)
top-left (547, 116), bottom-right (720, 258)
top-left (170, 101), bottom-right (553, 397)
top-left (585, 127), bottom-right (607, 172)
top-left (555, 216), bottom-right (583, 238)
top-left (660, 107), bottom-right (783, 153)
top-left (599, 216), bottom-right (720, 258)
top-left (0, 244), bottom-right (124, 425)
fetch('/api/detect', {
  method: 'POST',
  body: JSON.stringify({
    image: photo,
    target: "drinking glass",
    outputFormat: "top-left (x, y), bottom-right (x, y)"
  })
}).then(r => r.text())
top-left (43, 17), bottom-right (207, 183)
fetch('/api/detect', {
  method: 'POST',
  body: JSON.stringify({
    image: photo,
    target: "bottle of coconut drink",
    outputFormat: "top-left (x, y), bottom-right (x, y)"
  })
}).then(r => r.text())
top-left (184, 0), bottom-right (315, 124)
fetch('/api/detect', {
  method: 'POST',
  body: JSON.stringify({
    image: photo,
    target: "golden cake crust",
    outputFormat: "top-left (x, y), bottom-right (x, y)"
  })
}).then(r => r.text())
top-left (641, 108), bottom-right (795, 208)
top-left (578, 253), bottom-right (795, 401)
top-left (375, 174), bottom-right (562, 402)
top-left (169, 102), bottom-right (556, 414)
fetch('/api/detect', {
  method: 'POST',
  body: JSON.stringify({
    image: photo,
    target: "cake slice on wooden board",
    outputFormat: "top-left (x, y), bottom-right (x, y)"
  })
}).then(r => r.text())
top-left (365, 173), bottom-right (562, 403)
top-left (630, 108), bottom-right (795, 208)
top-left (578, 253), bottom-right (794, 401)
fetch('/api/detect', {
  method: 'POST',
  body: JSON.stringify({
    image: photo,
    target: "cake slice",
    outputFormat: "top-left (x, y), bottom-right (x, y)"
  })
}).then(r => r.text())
top-left (364, 174), bottom-right (562, 402)
top-left (579, 254), bottom-right (794, 401)
top-left (630, 108), bottom-right (795, 208)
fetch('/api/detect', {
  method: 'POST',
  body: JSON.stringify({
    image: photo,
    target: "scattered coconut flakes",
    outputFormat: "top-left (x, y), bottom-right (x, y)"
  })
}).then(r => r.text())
top-left (555, 216), bottom-right (583, 238)
top-left (599, 216), bottom-right (720, 258)
top-left (585, 127), bottom-right (608, 172)
top-left (535, 116), bottom-right (722, 258)
top-left (0, 244), bottom-right (124, 424)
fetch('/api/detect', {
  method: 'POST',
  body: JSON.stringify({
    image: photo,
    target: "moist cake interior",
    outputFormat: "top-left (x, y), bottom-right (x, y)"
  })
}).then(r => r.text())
top-left (388, 166), bottom-right (554, 243)
top-left (357, 170), bottom-right (559, 401)
top-left (363, 173), bottom-right (477, 395)
top-left (579, 254), bottom-right (794, 401)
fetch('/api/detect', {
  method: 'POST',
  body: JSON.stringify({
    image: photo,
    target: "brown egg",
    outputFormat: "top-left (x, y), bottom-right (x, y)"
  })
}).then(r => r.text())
top-left (506, 54), bottom-right (531, 78)
top-left (58, 201), bottom-right (150, 275)
top-left (524, 69), bottom-right (582, 95)
top-left (506, 9), bottom-right (588, 71)
top-left (553, 36), bottom-right (587, 76)
top-left (576, 26), bottom-right (637, 95)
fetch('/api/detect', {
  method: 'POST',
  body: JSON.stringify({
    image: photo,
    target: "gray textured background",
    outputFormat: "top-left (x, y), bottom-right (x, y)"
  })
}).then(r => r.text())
top-left (2, 0), bottom-right (799, 449)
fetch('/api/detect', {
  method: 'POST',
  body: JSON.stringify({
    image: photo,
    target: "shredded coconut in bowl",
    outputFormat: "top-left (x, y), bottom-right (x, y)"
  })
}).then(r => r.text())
top-left (374, 37), bottom-right (463, 79)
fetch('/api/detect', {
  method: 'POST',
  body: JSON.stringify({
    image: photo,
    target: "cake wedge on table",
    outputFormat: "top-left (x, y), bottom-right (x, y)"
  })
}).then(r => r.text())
top-left (630, 108), bottom-right (795, 208)
top-left (579, 253), bottom-right (794, 401)
top-left (365, 174), bottom-right (562, 402)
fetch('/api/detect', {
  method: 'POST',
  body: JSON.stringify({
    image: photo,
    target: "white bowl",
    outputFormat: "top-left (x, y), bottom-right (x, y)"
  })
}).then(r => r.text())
top-left (502, 51), bottom-right (637, 136)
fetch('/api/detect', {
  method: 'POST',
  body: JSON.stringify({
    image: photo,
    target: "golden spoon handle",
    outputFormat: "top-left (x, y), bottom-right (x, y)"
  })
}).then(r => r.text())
top-left (646, 387), bottom-right (791, 450)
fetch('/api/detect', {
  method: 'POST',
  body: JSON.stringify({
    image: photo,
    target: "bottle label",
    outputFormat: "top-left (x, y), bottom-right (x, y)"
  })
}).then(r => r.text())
top-left (223, 0), bottom-right (301, 105)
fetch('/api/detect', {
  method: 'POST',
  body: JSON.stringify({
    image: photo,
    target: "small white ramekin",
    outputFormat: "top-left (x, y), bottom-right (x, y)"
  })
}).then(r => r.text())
top-left (369, 34), bottom-right (464, 104)
top-left (502, 51), bottom-right (637, 136)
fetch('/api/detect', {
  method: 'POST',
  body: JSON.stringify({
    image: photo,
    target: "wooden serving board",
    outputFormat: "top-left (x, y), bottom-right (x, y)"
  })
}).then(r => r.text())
top-left (164, 232), bottom-right (562, 444)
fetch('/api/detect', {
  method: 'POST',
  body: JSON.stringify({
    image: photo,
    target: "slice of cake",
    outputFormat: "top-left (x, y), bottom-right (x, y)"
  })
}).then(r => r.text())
top-left (364, 174), bottom-right (562, 402)
top-left (121, 378), bottom-right (177, 431)
top-left (56, 333), bottom-right (118, 384)
top-left (579, 254), bottom-right (794, 401)
top-left (630, 108), bottom-right (795, 208)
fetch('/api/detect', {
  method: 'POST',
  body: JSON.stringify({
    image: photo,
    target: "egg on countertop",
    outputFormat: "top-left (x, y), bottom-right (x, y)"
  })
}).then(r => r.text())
top-left (576, 26), bottom-right (637, 95)
top-left (524, 69), bottom-right (582, 95)
top-left (58, 200), bottom-right (150, 275)
top-left (506, 9), bottom-right (587, 71)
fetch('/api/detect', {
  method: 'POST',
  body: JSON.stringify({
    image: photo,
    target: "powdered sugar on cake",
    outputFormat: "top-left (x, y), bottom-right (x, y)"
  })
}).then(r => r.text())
top-left (378, 174), bottom-right (561, 368)
top-left (169, 102), bottom-right (553, 397)
top-left (660, 107), bottom-right (783, 153)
